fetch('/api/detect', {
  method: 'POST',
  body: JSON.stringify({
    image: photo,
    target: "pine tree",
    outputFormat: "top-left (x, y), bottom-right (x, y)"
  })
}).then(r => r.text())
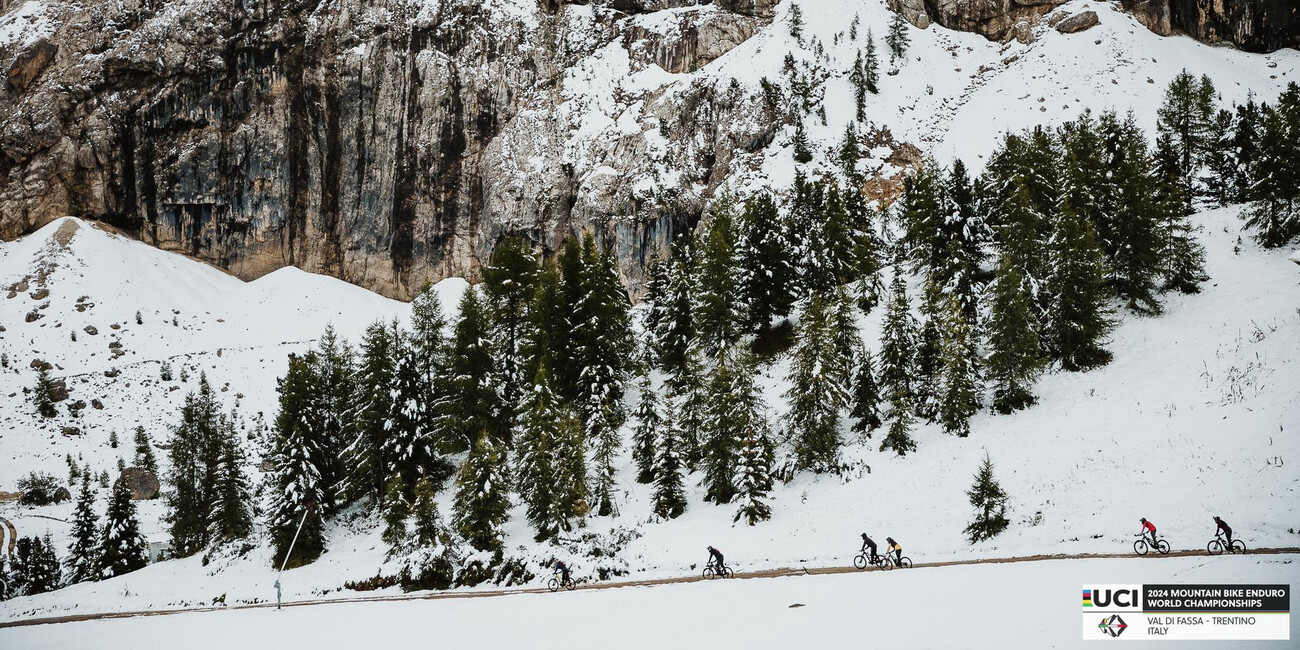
top-left (267, 354), bottom-right (327, 569)
top-left (986, 258), bottom-right (1044, 414)
top-left (733, 429), bottom-right (774, 526)
top-left (885, 11), bottom-right (910, 64)
top-left (551, 407), bottom-right (589, 530)
top-left (913, 280), bottom-right (944, 421)
top-left (516, 368), bottom-right (563, 540)
top-left (381, 472), bottom-right (410, 551)
top-left (1230, 96), bottom-right (1263, 203)
top-left (937, 294), bottom-right (979, 437)
top-left (1204, 108), bottom-right (1238, 205)
top-left (656, 236), bottom-right (697, 376)
top-left (1045, 203), bottom-right (1115, 371)
top-left (793, 117), bottom-right (813, 164)
top-left (847, 189), bottom-right (885, 313)
top-left (1244, 83), bottom-right (1300, 248)
top-left (696, 199), bottom-right (742, 354)
top-left (210, 420), bottom-right (253, 544)
top-left (737, 193), bottom-right (795, 333)
top-left (166, 374), bottom-right (224, 557)
top-left (878, 270), bottom-right (917, 403)
top-left (785, 295), bottom-right (849, 472)
top-left (880, 391), bottom-right (917, 456)
top-left (668, 346), bottom-right (709, 469)
top-left (482, 235), bottom-right (539, 426)
top-left (97, 480), bottom-right (148, 579)
top-left (849, 52), bottom-right (867, 122)
top-left (900, 164), bottom-right (947, 273)
top-left (453, 434), bottom-right (511, 553)
top-left (705, 347), bottom-right (768, 502)
top-left (33, 367), bottom-right (58, 418)
top-left (132, 426), bottom-right (157, 476)
top-left (574, 233), bottom-right (633, 427)
top-left (788, 2), bottom-right (804, 43)
top-left (385, 330), bottom-right (449, 492)
top-left (964, 453), bottom-right (1010, 543)
top-left (839, 123), bottom-right (860, 180)
top-left (15, 535), bottom-right (62, 595)
top-left (410, 476), bottom-right (445, 548)
top-left (1156, 70), bottom-right (1215, 199)
top-left (850, 350), bottom-right (883, 435)
top-left (631, 374), bottom-right (662, 485)
top-left (1100, 111), bottom-right (1164, 314)
top-left (313, 325), bottom-right (354, 509)
top-left (652, 403), bottom-right (688, 520)
top-left (342, 321), bottom-right (395, 504)
top-left (446, 288), bottom-right (506, 450)
top-left (864, 31), bottom-right (879, 93)
top-left (66, 474), bottom-right (100, 584)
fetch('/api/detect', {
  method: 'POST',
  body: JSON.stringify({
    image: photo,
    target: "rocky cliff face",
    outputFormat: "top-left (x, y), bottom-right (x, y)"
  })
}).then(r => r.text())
top-left (0, 0), bottom-right (783, 299)
top-left (1123, 0), bottom-right (1299, 53)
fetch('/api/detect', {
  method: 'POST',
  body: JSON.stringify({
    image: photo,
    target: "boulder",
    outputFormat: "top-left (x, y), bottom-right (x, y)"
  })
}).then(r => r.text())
top-left (6, 39), bottom-right (58, 92)
top-left (115, 468), bottom-right (161, 500)
top-left (888, 0), bottom-right (932, 29)
top-left (1056, 11), bottom-right (1100, 34)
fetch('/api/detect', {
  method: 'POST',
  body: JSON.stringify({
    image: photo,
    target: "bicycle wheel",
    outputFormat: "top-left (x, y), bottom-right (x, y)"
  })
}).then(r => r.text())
top-left (1208, 540), bottom-right (1224, 555)
top-left (723, 566), bottom-right (734, 578)
top-left (854, 554), bottom-right (868, 570)
top-left (881, 557), bottom-right (894, 571)
top-left (702, 567), bottom-right (715, 580)
top-left (565, 578), bottom-right (576, 591)
top-left (1156, 539), bottom-right (1170, 555)
top-left (898, 557), bottom-right (912, 568)
top-left (1134, 539), bottom-right (1148, 556)
top-left (548, 578), bottom-right (559, 593)
top-left (1230, 540), bottom-right (1246, 554)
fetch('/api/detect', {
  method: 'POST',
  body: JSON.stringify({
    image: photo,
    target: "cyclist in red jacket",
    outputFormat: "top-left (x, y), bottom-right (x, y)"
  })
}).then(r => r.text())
top-left (1139, 518), bottom-right (1157, 546)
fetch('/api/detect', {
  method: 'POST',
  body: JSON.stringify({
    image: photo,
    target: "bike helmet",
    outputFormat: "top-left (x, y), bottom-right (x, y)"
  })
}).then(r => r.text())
top-left (707, 545), bottom-right (714, 552)
top-left (1213, 516), bottom-right (1221, 521)
top-left (861, 533), bottom-right (868, 539)
top-left (1140, 517), bottom-right (1147, 523)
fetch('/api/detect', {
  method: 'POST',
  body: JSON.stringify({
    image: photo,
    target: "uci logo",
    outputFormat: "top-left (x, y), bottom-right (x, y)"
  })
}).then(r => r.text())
top-left (1083, 587), bottom-right (1141, 609)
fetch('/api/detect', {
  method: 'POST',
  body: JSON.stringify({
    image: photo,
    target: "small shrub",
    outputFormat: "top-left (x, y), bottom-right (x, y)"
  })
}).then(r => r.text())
top-left (18, 472), bottom-right (69, 506)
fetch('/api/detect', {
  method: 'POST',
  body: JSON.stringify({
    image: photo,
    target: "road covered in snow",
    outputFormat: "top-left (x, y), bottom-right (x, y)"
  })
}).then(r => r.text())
top-left (3, 553), bottom-right (1297, 649)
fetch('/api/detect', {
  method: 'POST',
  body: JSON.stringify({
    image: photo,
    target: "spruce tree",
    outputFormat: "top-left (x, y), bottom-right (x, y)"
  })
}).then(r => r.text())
top-left (453, 434), bottom-right (511, 553)
top-left (885, 11), bottom-right (910, 64)
top-left (656, 236), bottom-right (698, 375)
top-left (551, 407), bottom-right (589, 530)
top-left (210, 420), bottom-right (253, 544)
top-left (696, 199), bottom-right (742, 354)
top-left (166, 374), bottom-right (223, 557)
top-left (705, 348), bottom-right (767, 502)
top-left (97, 480), bottom-right (148, 579)
top-left (132, 426), bottom-right (157, 476)
top-left (343, 321), bottom-right (395, 504)
top-left (964, 453), bottom-right (1010, 543)
top-left (839, 123), bottom-right (860, 180)
top-left (1046, 202), bottom-right (1115, 371)
top-left (66, 474), bottom-right (100, 584)
top-left (850, 350), bottom-right (883, 436)
top-left (446, 288), bottom-right (506, 450)
top-left (574, 233), bottom-right (633, 430)
top-left (1204, 108), bottom-right (1238, 205)
top-left (1244, 83), bottom-right (1300, 248)
top-left (482, 235), bottom-right (539, 425)
top-left (788, 2), bottom-right (804, 42)
top-left (880, 392), bottom-right (917, 456)
top-left (1156, 70), bottom-right (1215, 199)
top-left (785, 295), bottom-right (849, 472)
top-left (1100, 112), bottom-right (1164, 314)
top-left (913, 280), bottom-right (944, 421)
top-left (410, 476), bottom-right (445, 548)
top-left (652, 403), bottom-right (688, 520)
top-left (15, 535), bottom-right (62, 595)
top-left (737, 193), bottom-right (795, 333)
top-left (901, 164), bottom-right (947, 273)
top-left (864, 30), bottom-right (879, 93)
top-left (849, 52), bottom-right (867, 122)
top-left (631, 374), bottom-right (662, 485)
top-left (516, 368), bottom-right (562, 540)
top-left (312, 325), bottom-right (354, 509)
top-left (385, 331), bottom-right (449, 492)
top-left (381, 472), bottom-right (410, 551)
top-left (668, 346), bottom-right (709, 469)
top-left (1230, 96), bottom-right (1263, 203)
top-left (33, 367), bottom-right (58, 418)
top-left (986, 258), bottom-right (1044, 414)
top-left (267, 354), bottom-right (326, 569)
top-left (733, 429), bottom-right (775, 526)
top-left (937, 294), bottom-right (979, 437)
top-left (878, 270), bottom-right (917, 403)
top-left (793, 117), bottom-right (813, 164)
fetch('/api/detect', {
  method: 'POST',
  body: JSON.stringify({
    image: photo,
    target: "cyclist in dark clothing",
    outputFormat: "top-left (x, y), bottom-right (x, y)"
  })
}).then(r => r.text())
top-left (707, 546), bottom-right (725, 572)
top-left (860, 533), bottom-right (878, 562)
top-left (554, 560), bottom-right (571, 586)
top-left (1213, 516), bottom-right (1233, 546)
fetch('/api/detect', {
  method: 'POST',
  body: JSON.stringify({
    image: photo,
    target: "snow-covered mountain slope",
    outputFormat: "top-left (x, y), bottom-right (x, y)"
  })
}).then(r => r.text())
top-left (1, 203), bottom-right (1297, 622)
top-left (2, 554), bottom-right (1295, 649)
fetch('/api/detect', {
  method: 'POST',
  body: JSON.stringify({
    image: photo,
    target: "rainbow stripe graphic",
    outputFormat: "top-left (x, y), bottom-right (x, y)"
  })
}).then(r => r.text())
top-left (1082, 590), bottom-right (1093, 607)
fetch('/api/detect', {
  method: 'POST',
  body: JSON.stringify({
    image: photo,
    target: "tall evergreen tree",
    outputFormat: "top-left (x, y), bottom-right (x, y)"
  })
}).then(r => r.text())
top-left (132, 426), bottom-right (157, 476)
top-left (878, 270), bottom-right (917, 403)
top-left (913, 279), bottom-right (944, 421)
top-left (66, 474), bottom-right (99, 584)
top-left (651, 403), bottom-right (688, 520)
top-left (631, 374), bottom-right (662, 485)
top-left (33, 366), bottom-right (58, 418)
top-left (210, 420), bottom-right (253, 544)
top-left (695, 200), bottom-right (742, 354)
top-left (986, 258), bottom-right (1044, 414)
top-left (785, 295), bottom-right (849, 472)
top-left (97, 480), bottom-right (148, 579)
top-left (343, 321), bottom-right (395, 504)
top-left (880, 392), bottom-right (917, 456)
top-left (850, 350), bottom-right (883, 436)
top-left (964, 453), bottom-right (1010, 543)
top-left (668, 346), bottom-right (709, 469)
top-left (15, 535), bottom-right (62, 595)
top-left (733, 429), bottom-right (775, 526)
top-left (1045, 202), bottom-right (1115, 371)
top-left (381, 472), bottom-right (410, 551)
top-left (656, 236), bottom-right (698, 376)
top-left (1156, 70), bottom-right (1216, 199)
top-left (446, 288), bottom-right (506, 450)
top-left (737, 194), bottom-right (795, 333)
top-left (552, 407), bottom-right (589, 530)
top-left (166, 374), bottom-right (224, 557)
top-left (385, 331), bottom-right (450, 492)
top-left (793, 118), bottom-right (813, 164)
top-left (864, 30), bottom-right (880, 93)
top-left (482, 235), bottom-right (539, 425)
top-left (267, 354), bottom-right (327, 569)
top-left (937, 294), bottom-right (979, 437)
top-left (885, 11), bottom-right (910, 64)
top-left (312, 324), bottom-right (354, 508)
top-left (849, 51), bottom-right (867, 122)
top-left (1244, 83), bottom-right (1300, 247)
top-left (1099, 112), bottom-right (1164, 314)
top-left (705, 348), bottom-right (768, 501)
top-left (452, 434), bottom-right (511, 553)
top-left (516, 368), bottom-right (562, 540)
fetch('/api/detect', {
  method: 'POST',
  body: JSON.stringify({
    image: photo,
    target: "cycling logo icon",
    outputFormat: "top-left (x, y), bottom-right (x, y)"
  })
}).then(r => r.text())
top-left (1098, 614), bottom-right (1128, 638)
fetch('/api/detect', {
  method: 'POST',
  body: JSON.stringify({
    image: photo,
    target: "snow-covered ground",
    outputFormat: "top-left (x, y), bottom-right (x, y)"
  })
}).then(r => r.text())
top-left (3, 554), bottom-right (1297, 649)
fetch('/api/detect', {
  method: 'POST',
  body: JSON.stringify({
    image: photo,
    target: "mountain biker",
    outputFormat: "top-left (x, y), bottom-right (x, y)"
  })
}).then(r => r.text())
top-left (1213, 516), bottom-right (1233, 547)
top-left (886, 537), bottom-right (902, 565)
top-left (707, 545), bottom-right (725, 572)
top-left (1139, 518), bottom-right (1158, 546)
top-left (554, 559), bottom-right (571, 586)
top-left (860, 533), bottom-right (878, 562)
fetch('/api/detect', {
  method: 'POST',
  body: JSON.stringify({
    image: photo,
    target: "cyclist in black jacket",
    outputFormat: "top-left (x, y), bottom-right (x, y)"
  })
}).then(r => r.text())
top-left (1213, 516), bottom-right (1233, 546)
top-left (707, 546), bottom-right (725, 572)
top-left (554, 559), bottom-right (571, 586)
top-left (860, 533), bottom-right (879, 563)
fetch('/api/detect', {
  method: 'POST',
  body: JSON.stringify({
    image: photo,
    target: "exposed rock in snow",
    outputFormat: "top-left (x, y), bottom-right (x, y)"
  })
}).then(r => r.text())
top-left (1055, 10), bottom-right (1100, 34)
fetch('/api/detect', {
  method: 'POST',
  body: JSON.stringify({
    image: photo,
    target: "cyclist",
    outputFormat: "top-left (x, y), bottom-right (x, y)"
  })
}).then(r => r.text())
top-left (1139, 518), bottom-right (1158, 546)
top-left (886, 537), bottom-right (902, 565)
top-left (554, 559), bottom-right (571, 586)
top-left (707, 545), bottom-right (725, 573)
top-left (860, 533), bottom-right (879, 563)
top-left (1213, 516), bottom-right (1233, 547)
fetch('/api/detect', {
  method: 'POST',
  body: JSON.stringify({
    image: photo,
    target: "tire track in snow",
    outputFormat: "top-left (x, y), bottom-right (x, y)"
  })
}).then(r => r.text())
top-left (3, 547), bottom-right (1297, 629)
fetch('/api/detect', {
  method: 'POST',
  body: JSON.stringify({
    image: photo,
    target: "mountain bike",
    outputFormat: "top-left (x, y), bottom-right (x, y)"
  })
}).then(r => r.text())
top-left (703, 560), bottom-right (733, 579)
top-left (1134, 534), bottom-right (1171, 556)
top-left (1207, 533), bottom-right (1246, 556)
top-left (853, 551), bottom-right (876, 570)
top-left (547, 571), bottom-right (576, 592)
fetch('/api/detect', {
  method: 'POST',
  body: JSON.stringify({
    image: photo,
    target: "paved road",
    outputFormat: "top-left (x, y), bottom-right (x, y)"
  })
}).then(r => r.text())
top-left (2, 546), bottom-right (1296, 629)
